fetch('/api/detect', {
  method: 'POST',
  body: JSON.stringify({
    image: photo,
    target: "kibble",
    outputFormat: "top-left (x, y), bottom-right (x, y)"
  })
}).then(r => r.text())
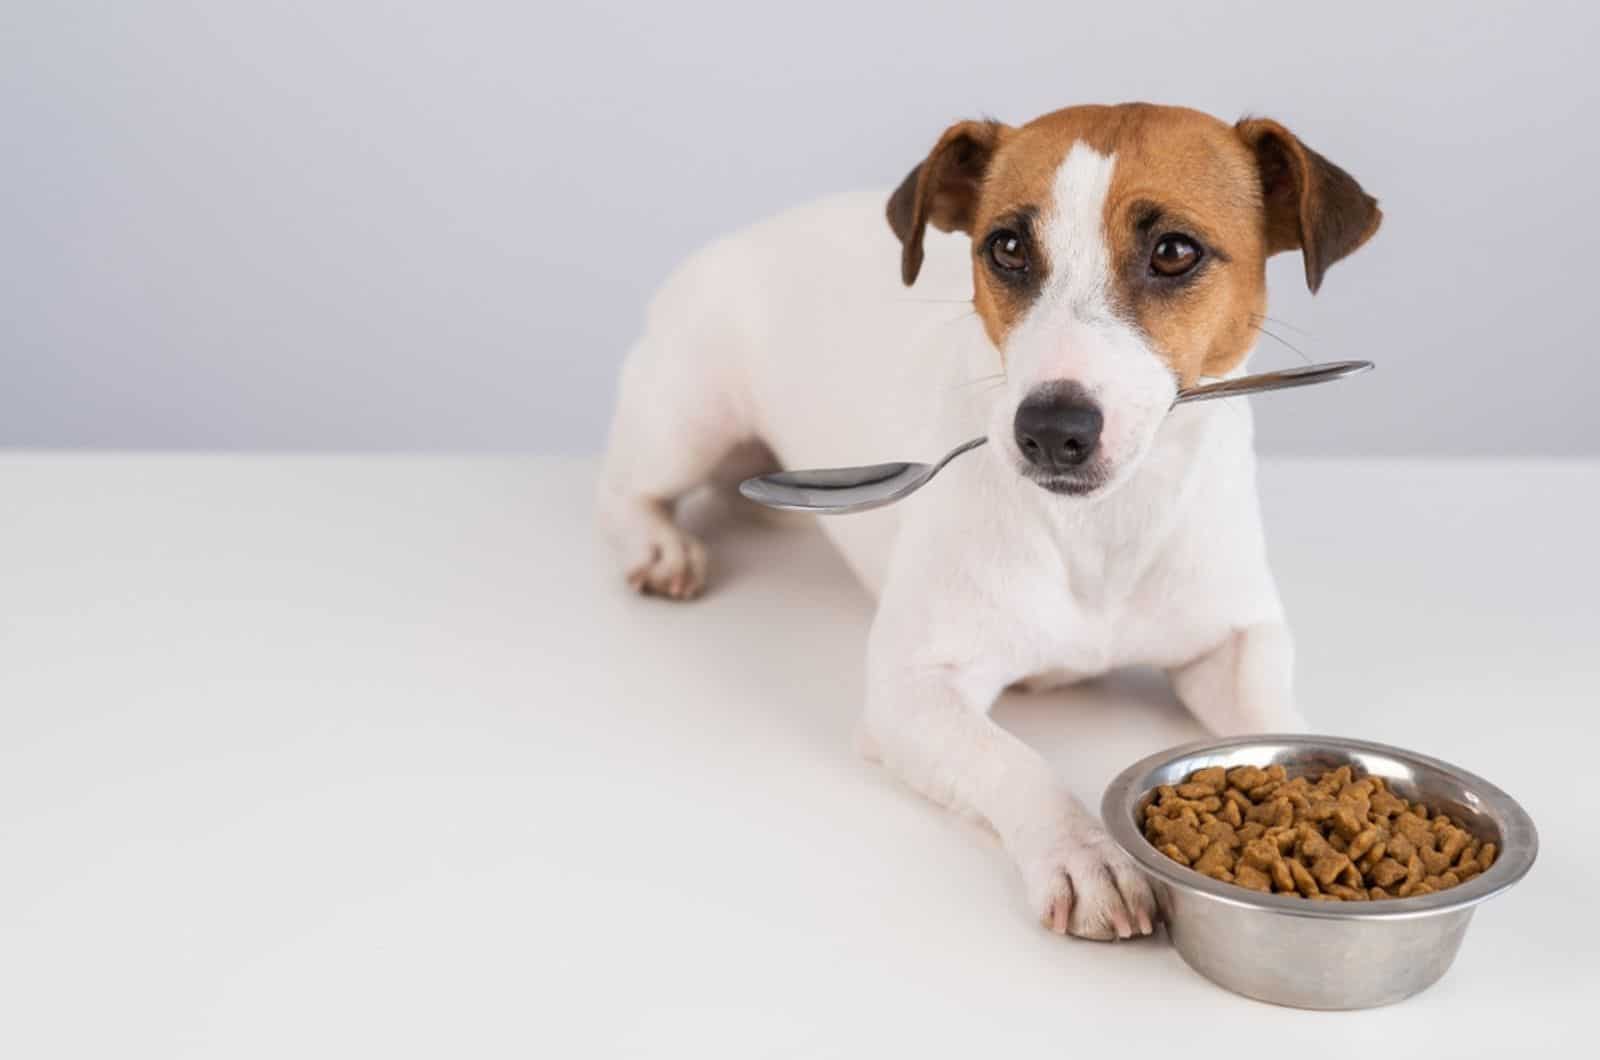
top-left (1141, 764), bottom-right (1496, 901)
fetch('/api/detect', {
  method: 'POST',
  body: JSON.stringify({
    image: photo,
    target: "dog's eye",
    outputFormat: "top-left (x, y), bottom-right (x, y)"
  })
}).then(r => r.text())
top-left (1150, 234), bottom-right (1202, 277)
top-left (987, 230), bottom-right (1028, 272)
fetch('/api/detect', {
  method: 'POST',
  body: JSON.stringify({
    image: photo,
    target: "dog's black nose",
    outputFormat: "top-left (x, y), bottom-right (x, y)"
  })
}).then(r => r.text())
top-left (1014, 387), bottom-right (1103, 471)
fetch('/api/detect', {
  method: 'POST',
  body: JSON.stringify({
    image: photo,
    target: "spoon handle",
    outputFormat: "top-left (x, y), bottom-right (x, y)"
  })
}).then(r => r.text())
top-left (931, 435), bottom-right (989, 470)
top-left (1173, 360), bottom-right (1373, 405)
top-left (737, 358), bottom-right (1375, 515)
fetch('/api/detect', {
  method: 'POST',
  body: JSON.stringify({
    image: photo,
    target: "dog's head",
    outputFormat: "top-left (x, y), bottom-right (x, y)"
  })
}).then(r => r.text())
top-left (888, 104), bottom-right (1381, 497)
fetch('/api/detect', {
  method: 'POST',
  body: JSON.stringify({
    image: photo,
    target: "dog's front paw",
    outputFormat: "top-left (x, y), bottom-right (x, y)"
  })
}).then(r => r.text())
top-left (1020, 820), bottom-right (1156, 941)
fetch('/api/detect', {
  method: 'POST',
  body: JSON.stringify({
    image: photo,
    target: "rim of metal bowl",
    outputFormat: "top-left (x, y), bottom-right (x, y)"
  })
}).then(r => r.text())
top-left (1101, 733), bottom-right (1539, 922)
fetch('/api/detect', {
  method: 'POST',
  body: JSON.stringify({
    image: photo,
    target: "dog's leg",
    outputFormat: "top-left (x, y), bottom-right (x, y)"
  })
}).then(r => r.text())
top-left (1169, 621), bottom-right (1308, 735)
top-left (862, 654), bottom-right (1157, 941)
top-left (597, 333), bottom-right (750, 600)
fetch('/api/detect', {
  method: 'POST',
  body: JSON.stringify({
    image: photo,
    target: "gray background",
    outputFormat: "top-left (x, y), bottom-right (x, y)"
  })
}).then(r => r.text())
top-left (3, 1), bottom-right (1595, 455)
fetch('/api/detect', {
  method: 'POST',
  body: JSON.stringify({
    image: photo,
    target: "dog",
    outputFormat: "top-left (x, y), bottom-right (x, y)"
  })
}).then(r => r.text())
top-left (598, 103), bottom-right (1380, 940)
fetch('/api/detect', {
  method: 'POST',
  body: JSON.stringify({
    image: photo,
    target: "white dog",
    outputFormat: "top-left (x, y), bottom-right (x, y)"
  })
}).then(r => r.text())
top-left (598, 103), bottom-right (1381, 940)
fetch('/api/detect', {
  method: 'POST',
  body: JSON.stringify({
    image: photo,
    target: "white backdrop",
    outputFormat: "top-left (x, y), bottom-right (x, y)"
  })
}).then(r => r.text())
top-left (3, 1), bottom-right (1595, 454)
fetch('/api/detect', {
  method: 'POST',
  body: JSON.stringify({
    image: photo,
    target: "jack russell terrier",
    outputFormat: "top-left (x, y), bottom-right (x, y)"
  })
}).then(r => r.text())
top-left (598, 103), bottom-right (1381, 940)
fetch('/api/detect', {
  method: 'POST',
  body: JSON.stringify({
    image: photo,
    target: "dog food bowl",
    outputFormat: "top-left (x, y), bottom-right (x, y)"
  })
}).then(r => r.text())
top-left (1101, 734), bottom-right (1537, 1009)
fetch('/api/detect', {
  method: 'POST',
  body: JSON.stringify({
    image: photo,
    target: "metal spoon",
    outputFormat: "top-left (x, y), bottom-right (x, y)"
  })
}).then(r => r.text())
top-left (739, 360), bottom-right (1373, 514)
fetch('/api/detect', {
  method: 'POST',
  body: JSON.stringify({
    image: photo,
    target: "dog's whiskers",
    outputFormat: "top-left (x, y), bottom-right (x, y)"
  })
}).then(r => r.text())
top-left (955, 372), bottom-right (1006, 391)
top-left (934, 308), bottom-right (979, 333)
top-left (1250, 322), bottom-right (1314, 367)
top-left (1249, 312), bottom-right (1312, 337)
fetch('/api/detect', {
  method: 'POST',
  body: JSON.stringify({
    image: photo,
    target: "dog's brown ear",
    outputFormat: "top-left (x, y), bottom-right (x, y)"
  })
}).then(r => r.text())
top-left (1235, 118), bottom-right (1382, 293)
top-left (887, 120), bottom-right (1009, 286)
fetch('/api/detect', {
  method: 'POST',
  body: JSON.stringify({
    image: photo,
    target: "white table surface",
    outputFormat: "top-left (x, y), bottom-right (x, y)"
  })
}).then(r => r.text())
top-left (2, 454), bottom-right (1596, 1057)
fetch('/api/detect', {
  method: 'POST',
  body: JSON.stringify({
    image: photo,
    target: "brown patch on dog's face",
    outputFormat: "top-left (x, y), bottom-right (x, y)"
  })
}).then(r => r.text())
top-left (1086, 105), bottom-right (1276, 386)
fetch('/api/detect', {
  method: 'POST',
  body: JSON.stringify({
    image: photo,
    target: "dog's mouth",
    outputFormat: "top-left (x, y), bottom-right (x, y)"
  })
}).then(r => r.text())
top-left (1020, 466), bottom-right (1108, 497)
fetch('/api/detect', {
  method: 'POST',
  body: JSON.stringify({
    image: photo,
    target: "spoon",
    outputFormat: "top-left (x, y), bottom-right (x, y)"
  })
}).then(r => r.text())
top-left (739, 360), bottom-right (1373, 514)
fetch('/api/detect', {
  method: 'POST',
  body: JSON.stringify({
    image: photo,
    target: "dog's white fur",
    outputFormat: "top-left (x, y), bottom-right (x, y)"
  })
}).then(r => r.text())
top-left (598, 145), bottom-right (1304, 940)
top-left (993, 146), bottom-right (1184, 493)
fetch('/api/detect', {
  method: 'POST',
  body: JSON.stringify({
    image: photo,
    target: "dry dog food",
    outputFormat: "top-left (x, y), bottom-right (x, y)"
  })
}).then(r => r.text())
top-left (1142, 764), bottom-right (1497, 901)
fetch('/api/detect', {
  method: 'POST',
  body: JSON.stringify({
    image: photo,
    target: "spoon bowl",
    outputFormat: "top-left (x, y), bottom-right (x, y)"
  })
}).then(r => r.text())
top-left (740, 360), bottom-right (1372, 514)
top-left (738, 438), bottom-right (986, 515)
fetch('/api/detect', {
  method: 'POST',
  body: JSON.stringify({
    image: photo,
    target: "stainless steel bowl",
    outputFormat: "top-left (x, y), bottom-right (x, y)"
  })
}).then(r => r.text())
top-left (1101, 734), bottom-right (1537, 1010)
